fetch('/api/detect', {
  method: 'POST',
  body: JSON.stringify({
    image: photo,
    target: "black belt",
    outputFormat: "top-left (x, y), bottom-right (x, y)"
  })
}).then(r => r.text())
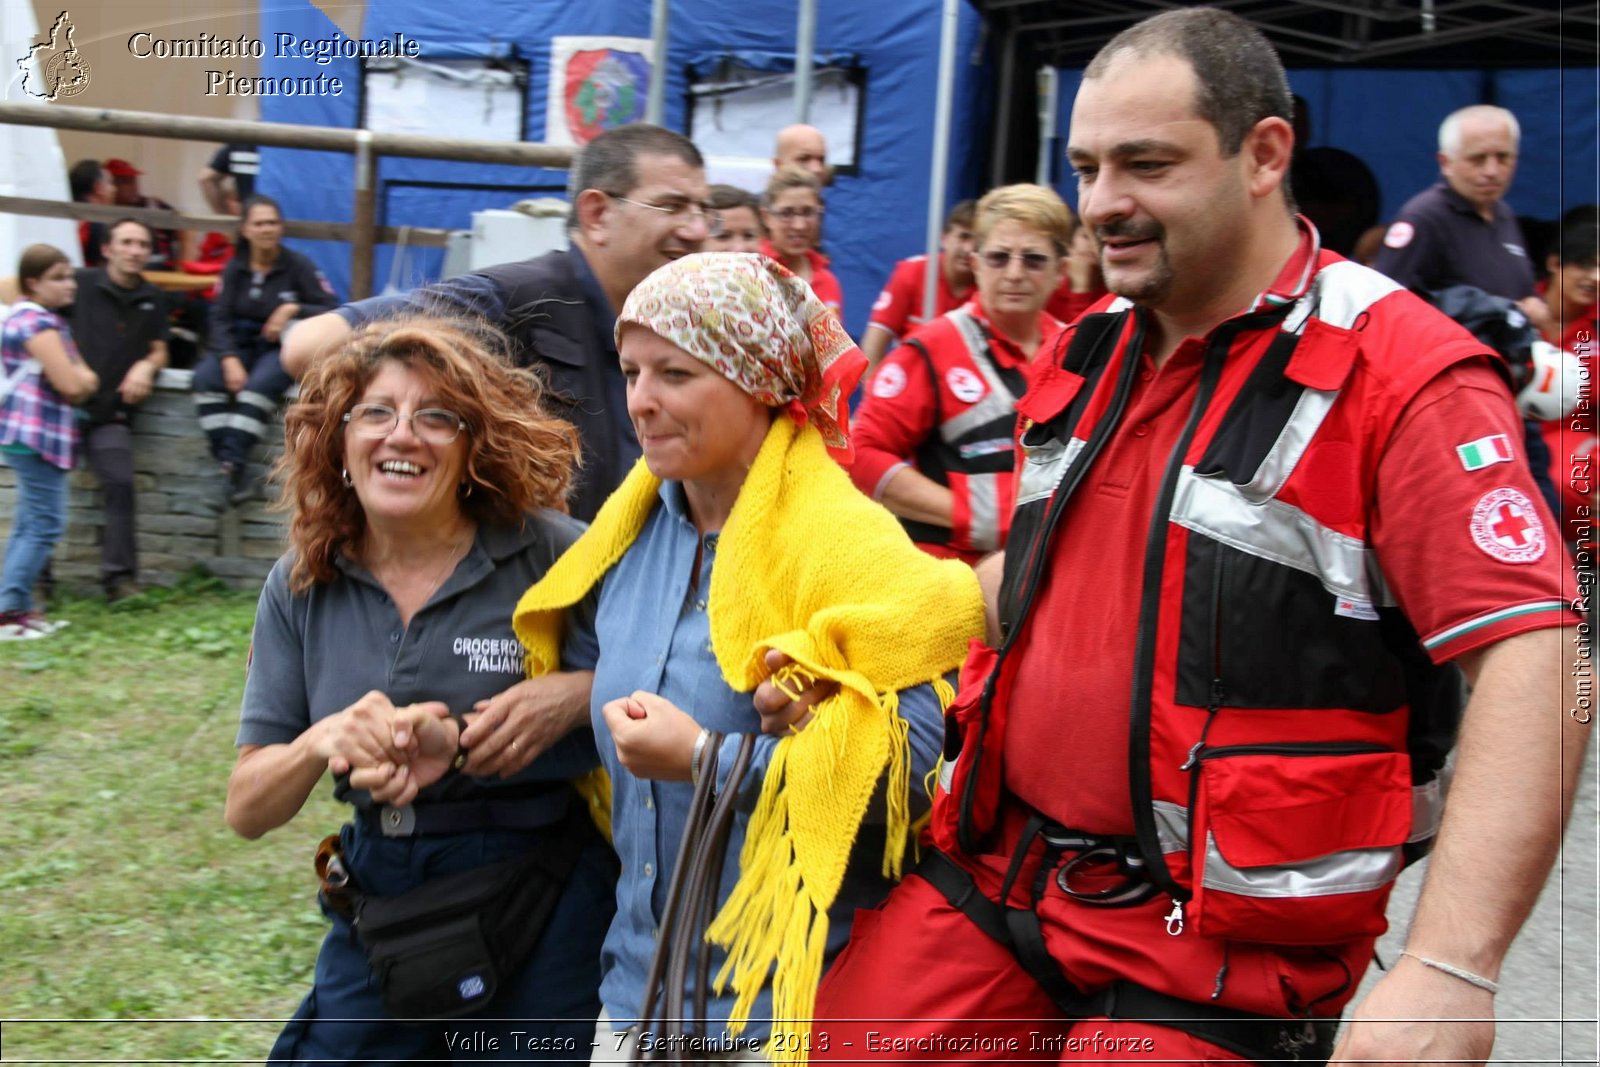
top-left (916, 846), bottom-right (1338, 1064)
top-left (360, 789), bottom-right (571, 837)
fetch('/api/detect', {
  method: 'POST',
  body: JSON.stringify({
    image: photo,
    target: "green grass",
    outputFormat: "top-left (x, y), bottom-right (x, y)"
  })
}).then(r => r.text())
top-left (0, 573), bottom-right (345, 1063)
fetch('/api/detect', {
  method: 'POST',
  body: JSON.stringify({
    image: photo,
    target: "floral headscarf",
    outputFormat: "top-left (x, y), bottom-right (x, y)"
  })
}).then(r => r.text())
top-left (616, 252), bottom-right (866, 460)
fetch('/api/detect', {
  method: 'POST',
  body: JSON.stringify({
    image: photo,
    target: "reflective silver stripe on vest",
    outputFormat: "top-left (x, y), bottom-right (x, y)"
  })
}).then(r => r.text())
top-left (1153, 800), bottom-right (1404, 896)
top-left (1284, 259), bottom-right (1402, 333)
top-left (940, 308), bottom-right (1022, 443)
top-left (1236, 260), bottom-right (1398, 501)
top-left (1016, 435), bottom-right (1086, 508)
top-left (1236, 385), bottom-right (1338, 502)
top-left (966, 472), bottom-right (1004, 552)
top-left (1153, 799), bottom-right (1187, 855)
top-left (1408, 775), bottom-right (1447, 845)
top-left (1202, 833), bottom-right (1403, 898)
top-left (1172, 465), bottom-right (1390, 606)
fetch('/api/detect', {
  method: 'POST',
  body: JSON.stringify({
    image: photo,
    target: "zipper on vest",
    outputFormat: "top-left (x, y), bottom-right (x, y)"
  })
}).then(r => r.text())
top-left (1128, 329), bottom-right (1231, 902)
top-left (1181, 549), bottom-right (1230, 772)
top-left (1193, 741), bottom-right (1390, 760)
top-left (957, 312), bottom-right (1145, 851)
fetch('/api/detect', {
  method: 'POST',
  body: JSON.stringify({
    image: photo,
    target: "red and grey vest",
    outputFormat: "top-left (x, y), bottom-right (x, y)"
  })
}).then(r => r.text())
top-left (901, 307), bottom-right (1030, 554)
top-left (932, 257), bottom-right (1493, 946)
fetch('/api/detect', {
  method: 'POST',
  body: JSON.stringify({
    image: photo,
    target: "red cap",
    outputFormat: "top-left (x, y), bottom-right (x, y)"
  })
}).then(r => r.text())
top-left (104, 158), bottom-right (141, 179)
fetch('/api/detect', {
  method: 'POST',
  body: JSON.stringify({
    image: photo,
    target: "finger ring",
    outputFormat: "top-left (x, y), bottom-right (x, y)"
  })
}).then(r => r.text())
top-left (510, 741), bottom-right (520, 751)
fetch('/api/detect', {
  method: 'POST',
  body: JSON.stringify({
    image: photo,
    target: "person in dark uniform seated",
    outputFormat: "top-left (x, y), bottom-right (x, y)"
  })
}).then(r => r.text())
top-left (192, 195), bottom-right (338, 508)
top-left (225, 316), bottom-right (615, 1063)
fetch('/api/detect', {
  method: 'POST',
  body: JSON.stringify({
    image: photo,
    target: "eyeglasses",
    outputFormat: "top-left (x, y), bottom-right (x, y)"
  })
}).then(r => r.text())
top-left (770, 206), bottom-right (823, 223)
top-left (610, 194), bottom-right (718, 227)
top-left (343, 403), bottom-right (467, 444)
top-left (978, 249), bottom-right (1056, 272)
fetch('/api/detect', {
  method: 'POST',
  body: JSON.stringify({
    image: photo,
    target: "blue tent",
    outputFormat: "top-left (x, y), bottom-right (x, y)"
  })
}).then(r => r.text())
top-left (257, 1), bottom-right (1596, 332)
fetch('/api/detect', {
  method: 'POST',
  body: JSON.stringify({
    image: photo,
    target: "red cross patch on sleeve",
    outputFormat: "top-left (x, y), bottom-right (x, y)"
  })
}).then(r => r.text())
top-left (1468, 486), bottom-right (1547, 563)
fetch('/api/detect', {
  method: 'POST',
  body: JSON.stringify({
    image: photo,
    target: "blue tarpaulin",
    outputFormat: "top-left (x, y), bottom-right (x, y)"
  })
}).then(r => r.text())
top-left (256, 1), bottom-right (1595, 333)
top-left (256, 0), bottom-right (992, 339)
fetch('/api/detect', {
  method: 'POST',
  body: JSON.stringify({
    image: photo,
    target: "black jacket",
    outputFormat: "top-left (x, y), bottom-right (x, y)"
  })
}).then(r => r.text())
top-left (67, 268), bottom-right (168, 426)
top-left (208, 247), bottom-right (339, 358)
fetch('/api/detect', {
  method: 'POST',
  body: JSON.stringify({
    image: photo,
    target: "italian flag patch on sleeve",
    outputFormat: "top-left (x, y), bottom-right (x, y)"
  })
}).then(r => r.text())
top-left (1456, 433), bottom-right (1513, 471)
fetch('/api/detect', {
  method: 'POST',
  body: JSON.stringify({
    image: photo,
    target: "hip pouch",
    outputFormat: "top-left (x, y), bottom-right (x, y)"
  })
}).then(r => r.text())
top-left (1186, 744), bottom-right (1412, 945)
top-left (353, 811), bottom-right (590, 1018)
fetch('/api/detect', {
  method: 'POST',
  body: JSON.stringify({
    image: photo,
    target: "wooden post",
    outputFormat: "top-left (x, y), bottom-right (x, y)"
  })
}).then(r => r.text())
top-left (351, 131), bottom-right (377, 301)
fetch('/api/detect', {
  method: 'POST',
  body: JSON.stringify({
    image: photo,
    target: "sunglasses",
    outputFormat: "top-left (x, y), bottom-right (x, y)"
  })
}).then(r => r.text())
top-left (978, 249), bottom-right (1057, 272)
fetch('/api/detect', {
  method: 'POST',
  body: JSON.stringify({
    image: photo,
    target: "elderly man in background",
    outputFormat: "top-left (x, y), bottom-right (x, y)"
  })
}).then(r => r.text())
top-left (1374, 104), bottom-right (1559, 513)
top-left (1374, 106), bottom-right (1535, 305)
top-left (282, 123), bottom-right (711, 522)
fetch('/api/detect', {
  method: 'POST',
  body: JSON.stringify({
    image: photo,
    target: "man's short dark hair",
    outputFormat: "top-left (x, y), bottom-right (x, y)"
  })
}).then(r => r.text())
top-left (1085, 7), bottom-right (1291, 157)
top-left (104, 217), bottom-right (153, 246)
top-left (69, 159), bottom-right (104, 201)
top-left (1557, 222), bottom-right (1600, 267)
top-left (945, 200), bottom-right (976, 232)
top-left (566, 124), bottom-right (705, 229)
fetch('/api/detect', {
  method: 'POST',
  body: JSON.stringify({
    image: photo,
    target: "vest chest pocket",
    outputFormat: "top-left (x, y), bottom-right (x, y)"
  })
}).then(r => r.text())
top-left (1175, 532), bottom-right (1407, 712)
top-left (1187, 743), bottom-right (1411, 945)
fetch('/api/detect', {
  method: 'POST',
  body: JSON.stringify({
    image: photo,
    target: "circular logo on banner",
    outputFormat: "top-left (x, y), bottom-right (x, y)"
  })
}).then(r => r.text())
top-left (1383, 221), bottom-right (1415, 249)
top-left (1469, 486), bottom-right (1547, 564)
top-left (946, 367), bottom-right (986, 404)
top-left (872, 362), bottom-right (907, 399)
top-left (564, 49), bottom-right (650, 145)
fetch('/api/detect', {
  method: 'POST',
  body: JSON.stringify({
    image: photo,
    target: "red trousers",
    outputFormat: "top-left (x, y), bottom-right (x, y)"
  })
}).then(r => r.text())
top-left (811, 819), bottom-right (1358, 1064)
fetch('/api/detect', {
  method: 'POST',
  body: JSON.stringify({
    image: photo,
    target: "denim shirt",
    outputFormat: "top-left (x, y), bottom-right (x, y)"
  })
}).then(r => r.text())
top-left (588, 481), bottom-right (948, 1039)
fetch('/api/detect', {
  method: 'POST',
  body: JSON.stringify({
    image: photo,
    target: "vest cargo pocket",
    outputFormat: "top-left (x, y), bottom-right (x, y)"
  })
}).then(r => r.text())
top-left (1188, 744), bottom-right (1411, 945)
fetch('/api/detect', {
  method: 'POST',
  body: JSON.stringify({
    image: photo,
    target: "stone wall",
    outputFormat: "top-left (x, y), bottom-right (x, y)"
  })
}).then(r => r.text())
top-left (0, 370), bottom-right (288, 594)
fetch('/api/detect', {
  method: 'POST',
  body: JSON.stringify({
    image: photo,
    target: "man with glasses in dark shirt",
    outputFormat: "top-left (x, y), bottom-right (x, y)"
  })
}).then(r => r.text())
top-left (282, 124), bottom-right (711, 521)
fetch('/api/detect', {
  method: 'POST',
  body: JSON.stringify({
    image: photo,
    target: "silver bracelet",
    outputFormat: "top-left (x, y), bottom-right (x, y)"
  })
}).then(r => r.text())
top-left (1400, 950), bottom-right (1499, 994)
top-left (689, 728), bottom-right (711, 786)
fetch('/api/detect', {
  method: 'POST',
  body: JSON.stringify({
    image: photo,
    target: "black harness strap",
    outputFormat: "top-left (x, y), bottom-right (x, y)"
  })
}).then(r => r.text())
top-left (997, 815), bottom-right (1085, 1012)
top-left (915, 847), bottom-right (1339, 1064)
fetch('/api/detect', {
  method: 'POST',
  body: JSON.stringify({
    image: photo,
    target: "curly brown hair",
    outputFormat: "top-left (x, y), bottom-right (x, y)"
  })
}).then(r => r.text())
top-left (276, 316), bottom-right (581, 592)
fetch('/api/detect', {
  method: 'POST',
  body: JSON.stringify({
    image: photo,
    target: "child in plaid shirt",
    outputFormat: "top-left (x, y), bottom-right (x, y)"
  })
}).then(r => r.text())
top-left (1, 244), bottom-right (98, 639)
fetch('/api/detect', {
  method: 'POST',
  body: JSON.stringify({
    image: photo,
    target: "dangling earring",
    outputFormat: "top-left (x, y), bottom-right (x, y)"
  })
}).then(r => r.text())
top-left (459, 480), bottom-right (474, 499)
top-left (341, 468), bottom-right (352, 487)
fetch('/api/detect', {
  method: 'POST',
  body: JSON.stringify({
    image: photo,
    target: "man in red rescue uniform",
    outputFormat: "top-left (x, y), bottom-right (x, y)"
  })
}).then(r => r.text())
top-left (794, 8), bottom-right (1587, 1064)
top-left (849, 184), bottom-right (1068, 564)
top-left (860, 201), bottom-right (978, 371)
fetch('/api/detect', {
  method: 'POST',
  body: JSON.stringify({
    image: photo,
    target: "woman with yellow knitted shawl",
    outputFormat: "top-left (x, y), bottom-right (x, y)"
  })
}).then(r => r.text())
top-left (512, 253), bottom-right (984, 1064)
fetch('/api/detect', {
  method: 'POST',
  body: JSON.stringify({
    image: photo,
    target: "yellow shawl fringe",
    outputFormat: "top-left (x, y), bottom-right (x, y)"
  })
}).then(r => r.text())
top-left (513, 416), bottom-right (983, 1063)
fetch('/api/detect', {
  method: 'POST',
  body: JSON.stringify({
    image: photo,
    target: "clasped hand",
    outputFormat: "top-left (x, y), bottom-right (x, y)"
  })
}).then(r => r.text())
top-left (333, 675), bottom-right (593, 805)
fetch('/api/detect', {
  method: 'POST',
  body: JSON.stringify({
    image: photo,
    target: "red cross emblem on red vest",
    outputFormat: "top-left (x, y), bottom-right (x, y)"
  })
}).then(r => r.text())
top-left (1489, 502), bottom-right (1532, 547)
top-left (1470, 487), bottom-right (1546, 564)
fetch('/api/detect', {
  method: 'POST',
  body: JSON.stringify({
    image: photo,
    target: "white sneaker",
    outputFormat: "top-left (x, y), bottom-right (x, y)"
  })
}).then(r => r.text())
top-left (0, 611), bottom-right (59, 640)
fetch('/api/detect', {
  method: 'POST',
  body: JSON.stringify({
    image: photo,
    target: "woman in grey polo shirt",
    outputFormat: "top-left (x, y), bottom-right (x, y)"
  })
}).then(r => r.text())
top-left (224, 317), bottom-right (614, 1063)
